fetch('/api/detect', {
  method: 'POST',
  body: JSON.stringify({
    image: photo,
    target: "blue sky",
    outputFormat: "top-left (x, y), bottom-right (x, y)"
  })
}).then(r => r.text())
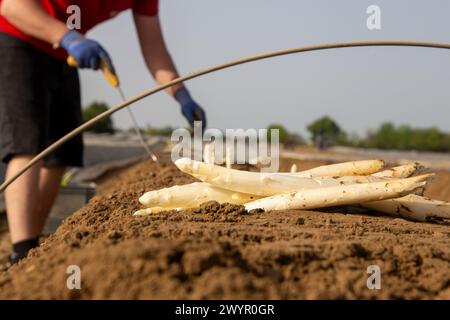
top-left (80, 0), bottom-right (450, 137)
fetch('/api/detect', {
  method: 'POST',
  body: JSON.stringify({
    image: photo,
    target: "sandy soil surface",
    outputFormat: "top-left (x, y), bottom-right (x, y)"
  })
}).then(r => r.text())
top-left (0, 159), bottom-right (449, 299)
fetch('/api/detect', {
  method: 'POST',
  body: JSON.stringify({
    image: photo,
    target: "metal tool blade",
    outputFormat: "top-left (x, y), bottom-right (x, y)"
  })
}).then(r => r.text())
top-left (118, 87), bottom-right (159, 163)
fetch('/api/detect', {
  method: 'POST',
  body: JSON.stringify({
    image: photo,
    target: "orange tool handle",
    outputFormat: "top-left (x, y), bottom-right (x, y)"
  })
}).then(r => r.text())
top-left (67, 55), bottom-right (120, 88)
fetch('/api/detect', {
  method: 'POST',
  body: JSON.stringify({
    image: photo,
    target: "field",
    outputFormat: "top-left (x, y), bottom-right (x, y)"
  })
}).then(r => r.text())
top-left (0, 156), bottom-right (449, 299)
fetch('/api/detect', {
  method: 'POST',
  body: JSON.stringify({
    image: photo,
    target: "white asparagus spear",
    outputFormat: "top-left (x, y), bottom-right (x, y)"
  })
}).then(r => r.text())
top-left (244, 175), bottom-right (431, 212)
top-left (134, 180), bottom-right (445, 220)
top-left (139, 182), bottom-right (260, 207)
top-left (134, 207), bottom-right (181, 216)
top-left (138, 176), bottom-right (390, 210)
top-left (175, 158), bottom-right (336, 196)
top-left (291, 160), bottom-right (385, 178)
top-left (175, 158), bottom-right (388, 196)
top-left (138, 177), bottom-right (389, 213)
top-left (135, 188), bottom-right (448, 222)
top-left (371, 163), bottom-right (424, 178)
top-left (362, 194), bottom-right (450, 222)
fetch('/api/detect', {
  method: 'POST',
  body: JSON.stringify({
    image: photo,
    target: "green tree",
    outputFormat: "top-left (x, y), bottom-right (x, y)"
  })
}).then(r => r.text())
top-left (307, 116), bottom-right (342, 149)
top-left (361, 123), bottom-right (450, 152)
top-left (423, 128), bottom-right (443, 151)
top-left (366, 122), bottom-right (396, 149)
top-left (285, 133), bottom-right (305, 146)
top-left (336, 131), bottom-right (361, 147)
top-left (82, 102), bottom-right (114, 134)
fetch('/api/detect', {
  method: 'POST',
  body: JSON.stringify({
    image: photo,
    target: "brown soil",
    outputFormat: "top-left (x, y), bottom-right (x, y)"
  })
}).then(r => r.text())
top-left (277, 157), bottom-right (330, 173)
top-left (0, 216), bottom-right (10, 271)
top-left (0, 159), bottom-right (449, 299)
top-left (423, 170), bottom-right (450, 201)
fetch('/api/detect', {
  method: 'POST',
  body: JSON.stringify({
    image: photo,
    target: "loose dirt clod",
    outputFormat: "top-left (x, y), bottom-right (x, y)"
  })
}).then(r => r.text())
top-left (0, 159), bottom-right (449, 299)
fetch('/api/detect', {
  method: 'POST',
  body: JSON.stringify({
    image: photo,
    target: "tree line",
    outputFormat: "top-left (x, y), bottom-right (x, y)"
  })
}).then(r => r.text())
top-left (290, 116), bottom-right (450, 152)
top-left (83, 102), bottom-right (450, 152)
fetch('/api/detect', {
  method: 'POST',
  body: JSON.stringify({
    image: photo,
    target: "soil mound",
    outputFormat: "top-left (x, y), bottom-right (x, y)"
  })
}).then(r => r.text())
top-left (0, 160), bottom-right (448, 299)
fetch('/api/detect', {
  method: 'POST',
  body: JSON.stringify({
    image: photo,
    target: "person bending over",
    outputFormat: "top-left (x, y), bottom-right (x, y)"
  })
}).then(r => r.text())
top-left (0, 0), bottom-right (207, 264)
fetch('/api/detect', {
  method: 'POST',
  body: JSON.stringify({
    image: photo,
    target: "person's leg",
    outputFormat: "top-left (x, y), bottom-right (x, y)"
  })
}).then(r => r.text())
top-left (0, 34), bottom-right (56, 264)
top-left (5, 156), bottom-right (43, 244)
top-left (5, 160), bottom-right (64, 264)
top-left (35, 165), bottom-right (66, 233)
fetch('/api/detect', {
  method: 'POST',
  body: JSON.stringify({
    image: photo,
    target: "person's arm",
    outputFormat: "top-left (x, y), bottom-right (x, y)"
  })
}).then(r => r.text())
top-left (0, 0), bottom-right (67, 45)
top-left (133, 13), bottom-right (207, 128)
top-left (1, 0), bottom-right (112, 70)
top-left (133, 13), bottom-right (183, 96)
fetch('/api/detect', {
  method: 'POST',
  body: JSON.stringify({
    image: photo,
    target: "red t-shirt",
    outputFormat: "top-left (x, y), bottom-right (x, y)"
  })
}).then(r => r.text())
top-left (0, 0), bottom-right (159, 59)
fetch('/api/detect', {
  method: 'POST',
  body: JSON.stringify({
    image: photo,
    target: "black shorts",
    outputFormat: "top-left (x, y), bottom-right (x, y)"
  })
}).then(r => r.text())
top-left (0, 32), bottom-right (83, 167)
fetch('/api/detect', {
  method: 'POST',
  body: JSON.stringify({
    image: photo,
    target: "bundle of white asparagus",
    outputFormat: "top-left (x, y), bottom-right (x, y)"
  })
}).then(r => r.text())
top-left (134, 158), bottom-right (450, 222)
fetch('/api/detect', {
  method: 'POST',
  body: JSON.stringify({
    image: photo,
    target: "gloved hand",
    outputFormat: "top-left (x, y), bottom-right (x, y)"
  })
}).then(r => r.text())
top-left (60, 30), bottom-right (112, 70)
top-left (175, 87), bottom-right (207, 129)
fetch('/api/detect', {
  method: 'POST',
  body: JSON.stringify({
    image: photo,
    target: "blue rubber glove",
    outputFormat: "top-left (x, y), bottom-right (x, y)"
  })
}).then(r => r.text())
top-left (60, 30), bottom-right (112, 70)
top-left (175, 88), bottom-right (207, 129)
